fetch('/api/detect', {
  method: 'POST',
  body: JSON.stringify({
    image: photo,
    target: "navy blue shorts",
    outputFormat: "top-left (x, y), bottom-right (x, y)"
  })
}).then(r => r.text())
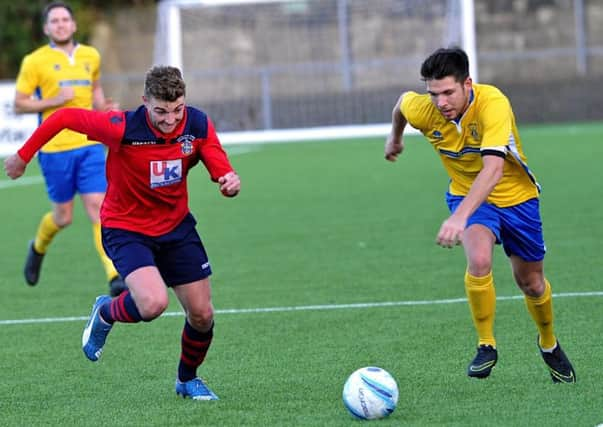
top-left (101, 213), bottom-right (212, 286)
top-left (446, 193), bottom-right (546, 262)
top-left (38, 144), bottom-right (108, 203)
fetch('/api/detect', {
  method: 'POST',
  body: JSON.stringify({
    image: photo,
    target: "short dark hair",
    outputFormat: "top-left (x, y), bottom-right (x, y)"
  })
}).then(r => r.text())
top-left (144, 65), bottom-right (186, 102)
top-left (420, 47), bottom-right (469, 82)
top-left (42, 2), bottom-right (74, 24)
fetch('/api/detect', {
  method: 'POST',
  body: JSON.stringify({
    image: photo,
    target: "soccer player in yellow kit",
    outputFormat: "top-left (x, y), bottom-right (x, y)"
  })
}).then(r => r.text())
top-left (14, 2), bottom-right (126, 296)
top-left (384, 47), bottom-right (575, 383)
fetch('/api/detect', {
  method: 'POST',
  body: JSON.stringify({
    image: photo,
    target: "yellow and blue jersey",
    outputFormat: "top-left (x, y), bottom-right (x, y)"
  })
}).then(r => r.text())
top-left (15, 43), bottom-right (101, 152)
top-left (401, 83), bottom-right (539, 207)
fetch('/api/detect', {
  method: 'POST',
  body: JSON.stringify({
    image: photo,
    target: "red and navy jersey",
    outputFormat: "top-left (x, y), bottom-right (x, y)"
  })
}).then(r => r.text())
top-left (19, 106), bottom-right (234, 236)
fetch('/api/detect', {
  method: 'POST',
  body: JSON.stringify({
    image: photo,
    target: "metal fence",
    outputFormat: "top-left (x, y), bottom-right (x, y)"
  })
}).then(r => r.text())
top-left (111, 0), bottom-right (603, 129)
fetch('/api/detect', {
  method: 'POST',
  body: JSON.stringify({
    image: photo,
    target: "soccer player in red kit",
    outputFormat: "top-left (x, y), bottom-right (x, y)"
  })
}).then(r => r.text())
top-left (4, 65), bottom-right (241, 400)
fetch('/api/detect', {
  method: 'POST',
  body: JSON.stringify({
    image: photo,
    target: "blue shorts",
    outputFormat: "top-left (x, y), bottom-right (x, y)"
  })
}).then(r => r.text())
top-left (38, 144), bottom-right (108, 203)
top-left (101, 213), bottom-right (212, 286)
top-left (446, 193), bottom-right (546, 262)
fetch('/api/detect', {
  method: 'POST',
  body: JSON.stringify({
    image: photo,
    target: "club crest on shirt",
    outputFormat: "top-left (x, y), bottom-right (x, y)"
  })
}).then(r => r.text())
top-left (150, 159), bottom-right (182, 188)
top-left (431, 130), bottom-right (444, 140)
top-left (468, 123), bottom-right (480, 141)
top-left (177, 134), bottom-right (195, 155)
top-left (53, 64), bottom-right (61, 71)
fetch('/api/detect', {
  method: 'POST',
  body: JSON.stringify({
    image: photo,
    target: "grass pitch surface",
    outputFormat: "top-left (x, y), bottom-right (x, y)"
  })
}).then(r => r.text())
top-left (1, 122), bottom-right (602, 426)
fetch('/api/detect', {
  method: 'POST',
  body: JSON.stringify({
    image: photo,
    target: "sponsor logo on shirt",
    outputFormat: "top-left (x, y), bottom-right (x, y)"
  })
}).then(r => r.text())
top-left (131, 140), bottom-right (158, 145)
top-left (59, 80), bottom-right (92, 87)
top-left (150, 159), bottom-right (182, 188)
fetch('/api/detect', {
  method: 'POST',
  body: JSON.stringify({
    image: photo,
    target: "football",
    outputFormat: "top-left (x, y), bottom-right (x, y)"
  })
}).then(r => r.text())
top-left (342, 366), bottom-right (399, 420)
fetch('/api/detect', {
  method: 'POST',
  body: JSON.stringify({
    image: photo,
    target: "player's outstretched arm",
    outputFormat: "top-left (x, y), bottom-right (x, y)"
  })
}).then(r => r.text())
top-left (17, 108), bottom-right (124, 165)
top-left (4, 153), bottom-right (27, 179)
top-left (385, 92), bottom-right (408, 162)
top-left (218, 171), bottom-right (241, 197)
top-left (4, 108), bottom-right (91, 180)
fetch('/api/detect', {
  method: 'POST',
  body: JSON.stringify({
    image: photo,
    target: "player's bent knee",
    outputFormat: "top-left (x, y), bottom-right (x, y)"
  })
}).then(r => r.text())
top-left (188, 307), bottom-right (214, 330)
top-left (55, 216), bottom-right (73, 228)
top-left (138, 297), bottom-right (169, 320)
top-left (518, 281), bottom-right (545, 298)
top-left (513, 271), bottom-right (546, 297)
top-left (468, 256), bottom-right (492, 276)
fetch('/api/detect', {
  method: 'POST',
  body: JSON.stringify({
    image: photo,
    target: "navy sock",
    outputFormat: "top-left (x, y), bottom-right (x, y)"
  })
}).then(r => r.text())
top-left (178, 320), bottom-right (214, 382)
top-left (100, 291), bottom-right (143, 324)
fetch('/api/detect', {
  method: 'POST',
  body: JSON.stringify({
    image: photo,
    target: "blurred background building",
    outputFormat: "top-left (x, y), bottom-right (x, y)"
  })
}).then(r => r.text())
top-left (2, 0), bottom-right (602, 135)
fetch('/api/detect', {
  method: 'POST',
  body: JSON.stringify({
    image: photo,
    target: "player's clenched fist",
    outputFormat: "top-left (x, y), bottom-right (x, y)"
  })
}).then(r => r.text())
top-left (4, 153), bottom-right (27, 179)
top-left (218, 171), bottom-right (241, 197)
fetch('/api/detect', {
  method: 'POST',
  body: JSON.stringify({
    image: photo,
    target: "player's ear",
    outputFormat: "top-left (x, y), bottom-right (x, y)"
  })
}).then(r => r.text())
top-left (461, 77), bottom-right (473, 93)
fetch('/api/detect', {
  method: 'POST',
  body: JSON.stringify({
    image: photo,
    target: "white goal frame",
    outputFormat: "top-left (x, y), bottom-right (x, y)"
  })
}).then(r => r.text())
top-left (155, 0), bottom-right (477, 144)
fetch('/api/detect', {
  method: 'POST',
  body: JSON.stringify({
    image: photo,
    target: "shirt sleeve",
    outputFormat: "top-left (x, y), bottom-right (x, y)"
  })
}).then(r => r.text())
top-left (400, 91), bottom-right (432, 132)
top-left (91, 48), bottom-right (101, 83)
top-left (15, 55), bottom-right (37, 95)
top-left (18, 108), bottom-right (126, 162)
top-left (197, 117), bottom-right (235, 181)
top-left (479, 97), bottom-right (513, 149)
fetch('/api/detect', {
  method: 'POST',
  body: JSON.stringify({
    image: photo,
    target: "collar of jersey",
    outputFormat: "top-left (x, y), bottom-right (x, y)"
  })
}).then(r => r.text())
top-left (451, 88), bottom-right (475, 125)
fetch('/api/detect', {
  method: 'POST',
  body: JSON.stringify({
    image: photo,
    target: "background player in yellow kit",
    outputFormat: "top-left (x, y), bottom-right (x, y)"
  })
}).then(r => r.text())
top-left (384, 47), bottom-right (575, 383)
top-left (14, 2), bottom-right (126, 296)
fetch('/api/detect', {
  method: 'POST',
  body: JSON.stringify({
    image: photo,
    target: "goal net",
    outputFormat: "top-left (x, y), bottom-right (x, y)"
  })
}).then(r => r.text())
top-left (154, 0), bottom-right (476, 138)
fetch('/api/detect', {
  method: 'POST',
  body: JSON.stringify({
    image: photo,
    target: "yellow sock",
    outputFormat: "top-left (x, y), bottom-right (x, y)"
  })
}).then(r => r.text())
top-left (465, 270), bottom-right (496, 347)
top-left (92, 222), bottom-right (119, 281)
top-left (524, 279), bottom-right (556, 349)
top-left (34, 212), bottom-right (61, 254)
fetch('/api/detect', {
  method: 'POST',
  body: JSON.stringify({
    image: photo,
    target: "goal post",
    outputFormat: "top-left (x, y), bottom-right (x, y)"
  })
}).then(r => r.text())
top-left (154, 0), bottom-right (477, 142)
top-left (460, 0), bottom-right (478, 82)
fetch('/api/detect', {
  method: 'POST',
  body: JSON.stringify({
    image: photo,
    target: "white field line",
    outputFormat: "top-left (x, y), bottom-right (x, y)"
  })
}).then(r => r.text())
top-left (2, 291), bottom-right (602, 326)
top-left (224, 145), bottom-right (262, 155)
top-left (0, 175), bottom-right (44, 189)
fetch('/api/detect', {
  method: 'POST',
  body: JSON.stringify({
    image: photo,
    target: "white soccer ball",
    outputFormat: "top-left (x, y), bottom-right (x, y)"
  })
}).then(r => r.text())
top-left (342, 366), bottom-right (399, 420)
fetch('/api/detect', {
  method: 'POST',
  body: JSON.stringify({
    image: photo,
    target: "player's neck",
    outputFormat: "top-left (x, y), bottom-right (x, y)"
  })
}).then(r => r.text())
top-left (51, 39), bottom-right (76, 55)
top-left (455, 89), bottom-right (474, 121)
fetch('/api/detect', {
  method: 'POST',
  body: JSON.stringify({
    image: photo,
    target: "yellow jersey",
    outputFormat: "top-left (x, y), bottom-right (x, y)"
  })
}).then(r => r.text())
top-left (401, 83), bottom-right (539, 207)
top-left (15, 43), bottom-right (101, 152)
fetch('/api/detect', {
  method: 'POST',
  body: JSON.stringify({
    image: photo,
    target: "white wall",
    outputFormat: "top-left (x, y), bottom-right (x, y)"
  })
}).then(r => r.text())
top-left (0, 81), bottom-right (37, 157)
